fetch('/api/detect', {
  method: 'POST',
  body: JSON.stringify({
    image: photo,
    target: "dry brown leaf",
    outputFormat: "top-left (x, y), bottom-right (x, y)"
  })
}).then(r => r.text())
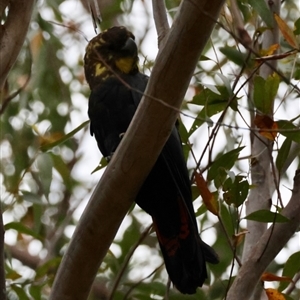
top-left (274, 13), bottom-right (299, 49)
top-left (194, 172), bottom-right (219, 216)
top-left (265, 288), bottom-right (286, 300)
top-left (254, 114), bottom-right (278, 141)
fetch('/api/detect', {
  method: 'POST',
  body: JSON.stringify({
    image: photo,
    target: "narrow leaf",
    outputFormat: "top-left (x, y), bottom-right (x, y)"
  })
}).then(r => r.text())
top-left (253, 76), bottom-right (265, 112)
top-left (207, 147), bottom-right (244, 181)
top-left (279, 251), bottom-right (300, 291)
top-left (40, 120), bottom-right (89, 151)
top-left (36, 153), bottom-right (53, 196)
top-left (276, 138), bottom-right (292, 172)
top-left (261, 272), bottom-right (293, 283)
top-left (294, 17), bottom-right (300, 35)
top-left (274, 13), bottom-right (299, 49)
top-left (219, 46), bottom-right (247, 66)
top-left (249, 0), bottom-right (274, 28)
top-left (245, 210), bottom-right (289, 223)
top-left (195, 172), bottom-right (219, 216)
top-left (4, 222), bottom-right (42, 240)
top-left (277, 120), bottom-right (300, 143)
top-left (91, 157), bottom-right (108, 174)
top-left (253, 74), bottom-right (279, 114)
top-left (265, 73), bottom-right (280, 111)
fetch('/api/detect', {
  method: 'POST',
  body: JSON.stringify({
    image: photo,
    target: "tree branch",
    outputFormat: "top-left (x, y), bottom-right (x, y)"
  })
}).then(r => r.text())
top-left (0, 0), bottom-right (34, 89)
top-left (227, 170), bottom-right (300, 299)
top-left (242, 2), bottom-right (280, 299)
top-left (152, 0), bottom-right (170, 48)
top-left (49, 0), bottom-right (225, 299)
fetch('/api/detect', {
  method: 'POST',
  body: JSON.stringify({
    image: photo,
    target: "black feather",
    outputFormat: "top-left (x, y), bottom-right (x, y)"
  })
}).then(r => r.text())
top-left (85, 26), bottom-right (219, 294)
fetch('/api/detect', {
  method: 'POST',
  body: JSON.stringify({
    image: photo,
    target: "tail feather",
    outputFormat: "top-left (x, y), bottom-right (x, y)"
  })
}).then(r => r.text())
top-left (152, 197), bottom-right (218, 294)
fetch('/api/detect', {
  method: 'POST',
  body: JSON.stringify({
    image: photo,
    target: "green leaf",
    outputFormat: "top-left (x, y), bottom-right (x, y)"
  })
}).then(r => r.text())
top-left (178, 121), bottom-right (190, 160)
top-left (36, 153), bottom-right (53, 196)
top-left (279, 251), bottom-right (300, 291)
top-left (277, 120), bottom-right (300, 143)
top-left (6, 269), bottom-right (22, 280)
top-left (253, 75), bottom-right (265, 111)
top-left (40, 120), bottom-right (89, 152)
top-left (4, 222), bottom-right (42, 240)
top-left (207, 147), bottom-right (244, 182)
top-left (21, 191), bottom-right (43, 204)
top-left (29, 285), bottom-right (43, 300)
top-left (219, 46), bottom-right (248, 67)
top-left (245, 210), bottom-right (289, 223)
top-left (220, 203), bottom-right (235, 236)
top-left (91, 157), bottom-right (108, 174)
top-left (189, 86), bottom-right (232, 135)
top-left (253, 74), bottom-right (279, 114)
top-left (276, 138), bottom-right (292, 172)
top-left (50, 153), bottom-right (74, 190)
top-left (223, 176), bottom-right (249, 207)
top-left (11, 284), bottom-right (30, 299)
top-left (265, 73), bottom-right (280, 110)
top-left (294, 17), bottom-right (300, 35)
top-left (294, 68), bottom-right (300, 80)
top-left (249, 0), bottom-right (274, 28)
top-left (35, 257), bottom-right (61, 279)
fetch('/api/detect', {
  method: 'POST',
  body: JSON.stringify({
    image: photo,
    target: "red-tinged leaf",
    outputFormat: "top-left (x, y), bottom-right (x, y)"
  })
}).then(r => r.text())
top-left (194, 172), bottom-right (219, 216)
top-left (254, 114), bottom-right (278, 141)
top-left (274, 13), bottom-right (299, 49)
top-left (265, 288), bottom-right (285, 300)
top-left (261, 272), bottom-right (293, 283)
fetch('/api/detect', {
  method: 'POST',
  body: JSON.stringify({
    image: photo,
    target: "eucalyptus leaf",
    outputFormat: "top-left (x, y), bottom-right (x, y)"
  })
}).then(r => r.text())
top-left (245, 210), bottom-right (289, 223)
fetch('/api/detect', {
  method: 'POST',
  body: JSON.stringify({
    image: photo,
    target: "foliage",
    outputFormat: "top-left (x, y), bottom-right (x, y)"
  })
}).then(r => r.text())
top-left (1, 0), bottom-right (300, 299)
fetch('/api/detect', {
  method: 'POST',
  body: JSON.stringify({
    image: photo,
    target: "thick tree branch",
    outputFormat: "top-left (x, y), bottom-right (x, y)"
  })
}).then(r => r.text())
top-left (0, 0), bottom-right (34, 89)
top-left (49, 0), bottom-right (225, 299)
top-left (227, 170), bottom-right (300, 299)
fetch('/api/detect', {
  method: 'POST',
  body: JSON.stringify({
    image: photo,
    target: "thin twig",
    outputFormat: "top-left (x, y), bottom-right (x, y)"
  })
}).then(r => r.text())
top-left (108, 224), bottom-right (153, 300)
top-left (123, 263), bottom-right (164, 299)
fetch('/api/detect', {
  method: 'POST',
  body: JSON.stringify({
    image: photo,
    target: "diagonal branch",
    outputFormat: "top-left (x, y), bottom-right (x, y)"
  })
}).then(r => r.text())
top-left (152, 0), bottom-right (170, 48)
top-left (227, 170), bottom-right (300, 299)
top-left (49, 0), bottom-right (225, 299)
